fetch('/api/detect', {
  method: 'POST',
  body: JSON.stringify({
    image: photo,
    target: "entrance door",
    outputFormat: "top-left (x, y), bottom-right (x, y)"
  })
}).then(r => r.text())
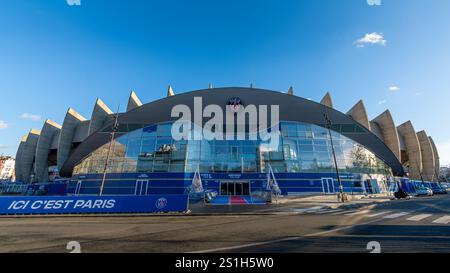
top-left (321, 178), bottom-right (335, 194)
top-left (220, 181), bottom-right (250, 195)
top-left (135, 180), bottom-right (149, 195)
top-left (75, 181), bottom-right (82, 196)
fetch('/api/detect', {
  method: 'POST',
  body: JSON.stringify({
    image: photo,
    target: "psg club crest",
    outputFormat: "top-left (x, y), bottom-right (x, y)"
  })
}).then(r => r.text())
top-left (155, 197), bottom-right (168, 209)
top-left (226, 97), bottom-right (243, 113)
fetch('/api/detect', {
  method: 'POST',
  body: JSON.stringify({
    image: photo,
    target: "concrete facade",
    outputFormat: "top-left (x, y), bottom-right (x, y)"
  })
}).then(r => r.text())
top-left (429, 136), bottom-right (440, 180)
top-left (320, 92), bottom-right (333, 108)
top-left (88, 98), bottom-right (113, 135)
top-left (34, 119), bottom-right (62, 182)
top-left (287, 86), bottom-right (294, 95)
top-left (57, 108), bottom-right (87, 169)
top-left (15, 86), bottom-right (439, 182)
top-left (20, 129), bottom-right (41, 183)
top-left (167, 85), bottom-right (175, 97)
top-left (126, 91), bottom-right (142, 112)
top-left (417, 131), bottom-right (436, 181)
top-left (371, 110), bottom-right (401, 161)
top-left (346, 100), bottom-right (371, 130)
top-left (369, 121), bottom-right (384, 141)
top-left (397, 121), bottom-right (422, 180)
top-left (73, 120), bottom-right (90, 143)
top-left (60, 87), bottom-right (405, 177)
top-left (14, 135), bottom-right (27, 181)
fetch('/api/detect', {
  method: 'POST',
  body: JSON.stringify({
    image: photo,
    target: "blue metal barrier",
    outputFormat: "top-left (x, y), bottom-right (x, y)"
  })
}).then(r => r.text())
top-left (0, 195), bottom-right (188, 215)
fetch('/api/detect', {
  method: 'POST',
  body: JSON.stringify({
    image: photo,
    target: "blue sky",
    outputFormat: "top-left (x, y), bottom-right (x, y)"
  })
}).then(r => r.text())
top-left (0, 0), bottom-right (449, 165)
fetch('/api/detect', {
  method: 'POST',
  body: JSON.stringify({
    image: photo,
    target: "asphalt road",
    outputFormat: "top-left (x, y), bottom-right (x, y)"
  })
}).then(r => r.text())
top-left (1, 194), bottom-right (450, 253)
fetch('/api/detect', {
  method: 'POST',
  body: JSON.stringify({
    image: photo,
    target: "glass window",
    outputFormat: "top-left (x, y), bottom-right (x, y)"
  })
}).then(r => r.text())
top-left (126, 139), bottom-right (141, 158)
top-left (300, 151), bottom-right (315, 160)
top-left (156, 123), bottom-right (172, 137)
top-left (341, 124), bottom-right (356, 133)
top-left (142, 125), bottom-right (157, 138)
top-left (286, 161), bottom-right (300, 173)
top-left (73, 121), bottom-right (393, 177)
top-left (137, 159), bottom-right (153, 173)
top-left (127, 128), bottom-right (143, 140)
top-left (314, 140), bottom-right (328, 146)
top-left (314, 145), bottom-right (329, 152)
top-left (298, 145), bottom-right (313, 152)
top-left (169, 163), bottom-right (184, 172)
top-left (141, 140), bottom-right (156, 153)
top-left (230, 146), bottom-right (239, 160)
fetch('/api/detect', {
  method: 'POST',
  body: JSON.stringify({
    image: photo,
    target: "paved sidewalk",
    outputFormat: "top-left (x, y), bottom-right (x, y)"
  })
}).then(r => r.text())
top-left (189, 193), bottom-right (394, 215)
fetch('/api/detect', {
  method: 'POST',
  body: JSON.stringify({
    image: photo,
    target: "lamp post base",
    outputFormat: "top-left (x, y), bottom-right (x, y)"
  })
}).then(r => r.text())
top-left (337, 192), bottom-right (349, 203)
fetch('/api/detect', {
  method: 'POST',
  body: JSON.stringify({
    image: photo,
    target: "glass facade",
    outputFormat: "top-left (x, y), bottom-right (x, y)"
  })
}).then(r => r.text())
top-left (73, 121), bottom-right (393, 177)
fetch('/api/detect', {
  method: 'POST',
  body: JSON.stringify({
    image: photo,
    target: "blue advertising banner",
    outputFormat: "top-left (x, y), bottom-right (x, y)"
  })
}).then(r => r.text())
top-left (0, 195), bottom-right (188, 215)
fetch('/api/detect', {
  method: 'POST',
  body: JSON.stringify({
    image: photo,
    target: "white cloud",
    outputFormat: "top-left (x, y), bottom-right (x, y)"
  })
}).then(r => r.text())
top-left (389, 86), bottom-right (400, 91)
top-left (66, 0), bottom-right (81, 6)
top-left (20, 113), bottom-right (41, 121)
top-left (378, 100), bottom-right (387, 105)
top-left (355, 32), bottom-right (387, 48)
top-left (367, 0), bottom-right (382, 5)
top-left (437, 139), bottom-right (450, 166)
top-left (0, 144), bottom-right (7, 149)
top-left (0, 120), bottom-right (7, 129)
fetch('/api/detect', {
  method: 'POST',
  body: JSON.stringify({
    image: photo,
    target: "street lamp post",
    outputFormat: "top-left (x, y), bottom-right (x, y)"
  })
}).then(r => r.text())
top-left (99, 108), bottom-right (120, 196)
top-left (323, 112), bottom-right (346, 202)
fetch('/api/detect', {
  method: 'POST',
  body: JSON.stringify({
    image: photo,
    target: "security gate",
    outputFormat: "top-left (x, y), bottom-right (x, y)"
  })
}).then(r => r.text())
top-left (321, 178), bottom-right (335, 194)
top-left (75, 181), bottom-right (82, 196)
top-left (135, 180), bottom-right (149, 195)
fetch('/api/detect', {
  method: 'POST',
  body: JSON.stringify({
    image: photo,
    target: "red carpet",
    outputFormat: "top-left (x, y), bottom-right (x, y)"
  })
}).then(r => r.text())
top-left (230, 196), bottom-right (248, 205)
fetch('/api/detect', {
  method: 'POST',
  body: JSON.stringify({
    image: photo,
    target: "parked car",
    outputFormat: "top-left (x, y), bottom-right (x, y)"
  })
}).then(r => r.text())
top-left (416, 187), bottom-right (433, 196)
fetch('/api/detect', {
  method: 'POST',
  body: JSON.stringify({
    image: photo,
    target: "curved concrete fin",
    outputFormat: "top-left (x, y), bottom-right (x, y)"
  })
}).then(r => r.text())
top-left (428, 136), bottom-right (440, 181)
top-left (320, 92), bottom-right (333, 108)
top-left (287, 86), bottom-right (294, 96)
top-left (417, 131), bottom-right (436, 181)
top-left (50, 131), bottom-right (60, 149)
top-left (126, 91), bottom-right (143, 112)
top-left (371, 110), bottom-right (401, 161)
top-left (370, 121), bottom-right (384, 141)
top-left (14, 135), bottom-right (28, 182)
top-left (73, 120), bottom-right (90, 143)
top-left (34, 119), bottom-right (62, 182)
top-left (346, 100), bottom-right (371, 130)
top-left (397, 121), bottom-right (422, 179)
top-left (88, 98), bottom-right (113, 135)
top-left (167, 85), bottom-right (175, 97)
top-left (21, 129), bottom-right (41, 183)
top-left (57, 108), bottom-right (86, 170)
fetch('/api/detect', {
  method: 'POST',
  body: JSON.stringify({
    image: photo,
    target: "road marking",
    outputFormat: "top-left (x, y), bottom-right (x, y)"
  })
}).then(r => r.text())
top-left (191, 199), bottom-right (450, 254)
top-left (432, 216), bottom-right (450, 224)
top-left (290, 206), bottom-right (323, 213)
top-left (345, 210), bottom-right (371, 216)
top-left (406, 214), bottom-right (433, 221)
top-left (306, 206), bottom-right (324, 211)
top-left (366, 211), bottom-right (391, 218)
top-left (331, 209), bottom-right (358, 215)
top-left (384, 212), bottom-right (409, 219)
top-left (316, 209), bottom-right (344, 214)
top-left (190, 216), bottom-right (386, 253)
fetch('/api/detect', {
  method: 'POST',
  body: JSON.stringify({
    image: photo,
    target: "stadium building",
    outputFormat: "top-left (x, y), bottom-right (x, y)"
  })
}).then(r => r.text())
top-left (14, 86), bottom-right (440, 196)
